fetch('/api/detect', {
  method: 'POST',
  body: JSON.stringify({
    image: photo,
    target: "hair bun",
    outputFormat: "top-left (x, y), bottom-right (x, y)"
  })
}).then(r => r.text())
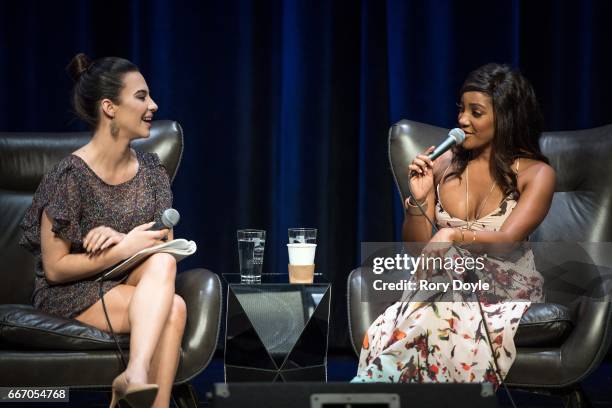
top-left (66, 53), bottom-right (92, 82)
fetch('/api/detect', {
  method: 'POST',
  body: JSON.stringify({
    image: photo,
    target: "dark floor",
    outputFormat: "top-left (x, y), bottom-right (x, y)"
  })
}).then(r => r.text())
top-left (198, 355), bottom-right (612, 407)
top-left (13, 355), bottom-right (612, 407)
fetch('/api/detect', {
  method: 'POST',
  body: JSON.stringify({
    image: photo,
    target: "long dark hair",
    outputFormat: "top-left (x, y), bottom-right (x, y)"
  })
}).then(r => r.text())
top-left (66, 53), bottom-right (139, 129)
top-left (448, 63), bottom-right (548, 199)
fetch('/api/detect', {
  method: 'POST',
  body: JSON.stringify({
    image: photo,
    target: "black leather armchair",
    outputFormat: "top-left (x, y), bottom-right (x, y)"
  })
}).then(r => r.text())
top-left (0, 121), bottom-right (222, 407)
top-left (347, 120), bottom-right (612, 407)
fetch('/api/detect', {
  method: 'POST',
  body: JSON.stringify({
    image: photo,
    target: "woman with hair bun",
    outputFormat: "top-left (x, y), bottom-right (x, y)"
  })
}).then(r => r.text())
top-left (353, 64), bottom-right (555, 385)
top-left (20, 53), bottom-right (184, 407)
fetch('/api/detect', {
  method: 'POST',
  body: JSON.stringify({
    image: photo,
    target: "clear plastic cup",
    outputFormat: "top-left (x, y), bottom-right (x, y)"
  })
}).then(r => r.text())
top-left (237, 229), bottom-right (265, 283)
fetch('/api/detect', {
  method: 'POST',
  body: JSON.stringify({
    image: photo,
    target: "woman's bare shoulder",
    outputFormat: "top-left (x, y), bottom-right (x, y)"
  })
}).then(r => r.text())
top-left (516, 158), bottom-right (556, 191)
top-left (516, 158), bottom-right (554, 175)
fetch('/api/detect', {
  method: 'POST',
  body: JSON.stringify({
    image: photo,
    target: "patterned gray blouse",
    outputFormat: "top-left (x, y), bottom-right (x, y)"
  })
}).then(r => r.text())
top-left (20, 149), bottom-right (172, 319)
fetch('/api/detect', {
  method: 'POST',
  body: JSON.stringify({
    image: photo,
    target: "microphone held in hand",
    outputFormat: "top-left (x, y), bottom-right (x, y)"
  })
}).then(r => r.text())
top-left (427, 128), bottom-right (466, 161)
top-left (148, 208), bottom-right (180, 231)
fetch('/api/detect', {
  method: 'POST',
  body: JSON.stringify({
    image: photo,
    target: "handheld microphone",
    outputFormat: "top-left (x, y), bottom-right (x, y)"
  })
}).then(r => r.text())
top-left (427, 128), bottom-right (466, 161)
top-left (149, 208), bottom-right (180, 231)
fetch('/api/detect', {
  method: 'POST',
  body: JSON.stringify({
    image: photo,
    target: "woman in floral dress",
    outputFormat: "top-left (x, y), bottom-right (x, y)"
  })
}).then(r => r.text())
top-left (353, 64), bottom-right (556, 385)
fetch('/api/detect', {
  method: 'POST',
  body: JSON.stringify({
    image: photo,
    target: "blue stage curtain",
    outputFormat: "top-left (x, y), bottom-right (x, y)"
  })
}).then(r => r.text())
top-left (1, 0), bottom-right (611, 349)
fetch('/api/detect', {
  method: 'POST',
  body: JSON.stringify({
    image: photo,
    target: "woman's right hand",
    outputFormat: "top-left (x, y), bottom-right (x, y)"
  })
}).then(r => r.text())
top-left (407, 146), bottom-right (436, 202)
top-left (115, 222), bottom-right (169, 259)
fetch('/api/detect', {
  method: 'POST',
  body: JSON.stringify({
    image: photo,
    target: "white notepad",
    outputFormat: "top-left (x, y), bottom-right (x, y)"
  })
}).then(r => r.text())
top-left (96, 239), bottom-right (197, 281)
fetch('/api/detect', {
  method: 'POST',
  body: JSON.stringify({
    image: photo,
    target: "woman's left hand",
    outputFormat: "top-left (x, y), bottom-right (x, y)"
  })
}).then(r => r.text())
top-left (83, 226), bottom-right (126, 254)
top-left (424, 228), bottom-right (458, 254)
top-left (416, 228), bottom-right (459, 279)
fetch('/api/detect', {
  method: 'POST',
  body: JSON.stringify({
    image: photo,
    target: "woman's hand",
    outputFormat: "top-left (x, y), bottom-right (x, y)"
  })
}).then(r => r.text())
top-left (115, 222), bottom-right (169, 259)
top-left (407, 146), bottom-right (436, 202)
top-left (415, 228), bottom-right (459, 280)
top-left (83, 226), bottom-right (125, 254)
top-left (423, 227), bottom-right (459, 255)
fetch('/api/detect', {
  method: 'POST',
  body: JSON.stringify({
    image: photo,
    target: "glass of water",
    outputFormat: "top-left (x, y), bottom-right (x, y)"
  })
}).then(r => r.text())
top-left (237, 229), bottom-right (266, 283)
top-left (288, 228), bottom-right (317, 244)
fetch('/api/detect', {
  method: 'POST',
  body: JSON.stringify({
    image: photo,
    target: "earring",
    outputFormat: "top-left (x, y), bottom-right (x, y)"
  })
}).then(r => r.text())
top-left (110, 118), bottom-right (119, 137)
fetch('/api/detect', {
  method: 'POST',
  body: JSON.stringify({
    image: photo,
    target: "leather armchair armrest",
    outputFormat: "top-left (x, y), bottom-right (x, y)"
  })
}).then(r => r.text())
top-left (557, 262), bottom-right (612, 386)
top-left (558, 298), bottom-right (612, 385)
top-left (347, 267), bottom-right (395, 357)
top-left (174, 268), bottom-right (222, 383)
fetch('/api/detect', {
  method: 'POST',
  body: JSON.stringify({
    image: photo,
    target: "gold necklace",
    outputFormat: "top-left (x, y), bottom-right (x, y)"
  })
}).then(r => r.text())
top-left (465, 162), bottom-right (497, 230)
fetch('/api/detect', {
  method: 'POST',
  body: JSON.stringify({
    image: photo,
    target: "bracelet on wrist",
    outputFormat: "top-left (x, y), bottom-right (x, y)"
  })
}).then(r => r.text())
top-left (404, 196), bottom-right (428, 216)
top-left (458, 228), bottom-right (477, 242)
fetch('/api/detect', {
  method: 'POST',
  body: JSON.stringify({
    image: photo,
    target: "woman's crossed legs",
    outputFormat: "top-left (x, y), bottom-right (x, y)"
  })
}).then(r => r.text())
top-left (75, 253), bottom-right (186, 408)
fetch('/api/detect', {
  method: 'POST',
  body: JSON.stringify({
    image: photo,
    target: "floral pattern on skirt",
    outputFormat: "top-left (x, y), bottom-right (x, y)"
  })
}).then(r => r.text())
top-left (354, 301), bottom-right (529, 385)
top-left (353, 194), bottom-right (544, 385)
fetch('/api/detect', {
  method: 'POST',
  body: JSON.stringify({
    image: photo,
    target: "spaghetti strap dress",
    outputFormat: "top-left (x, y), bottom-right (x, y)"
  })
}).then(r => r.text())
top-left (352, 161), bottom-right (544, 385)
top-left (19, 150), bottom-right (172, 319)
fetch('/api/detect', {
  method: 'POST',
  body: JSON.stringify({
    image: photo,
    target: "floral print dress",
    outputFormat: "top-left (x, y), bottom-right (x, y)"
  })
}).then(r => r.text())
top-left (353, 193), bottom-right (544, 385)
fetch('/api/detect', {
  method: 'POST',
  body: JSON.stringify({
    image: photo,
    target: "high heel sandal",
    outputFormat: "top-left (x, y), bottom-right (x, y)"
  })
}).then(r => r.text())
top-left (109, 372), bottom-right (158, 408)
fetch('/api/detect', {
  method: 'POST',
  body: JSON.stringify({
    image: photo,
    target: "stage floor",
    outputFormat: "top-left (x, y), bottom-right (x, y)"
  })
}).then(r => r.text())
top-left (21, 354), bottom-right (612, 407)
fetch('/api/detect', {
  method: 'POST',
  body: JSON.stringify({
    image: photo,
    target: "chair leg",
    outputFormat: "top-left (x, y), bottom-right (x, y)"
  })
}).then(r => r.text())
top-left (560, 385), bottom-right (592, 408)
top-left (172, 382), bottom-right (199, 408)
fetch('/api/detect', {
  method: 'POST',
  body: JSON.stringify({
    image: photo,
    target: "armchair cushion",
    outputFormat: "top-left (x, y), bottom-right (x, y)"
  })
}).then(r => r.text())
top-left (515, 303), bottom-right (573, 347)
top-left (0, 304), bottom-right (129, 351)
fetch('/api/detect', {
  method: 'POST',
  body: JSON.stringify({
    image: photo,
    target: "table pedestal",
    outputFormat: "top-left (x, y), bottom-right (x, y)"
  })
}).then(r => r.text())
top-left (224, 274), bottom-right (330, 382)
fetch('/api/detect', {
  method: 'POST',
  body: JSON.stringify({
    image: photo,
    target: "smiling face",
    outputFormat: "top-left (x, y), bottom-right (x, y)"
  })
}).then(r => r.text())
top-left (457, 91), bottom-right (495, 151)
top-left (107, 71), bottom-right (158, 139)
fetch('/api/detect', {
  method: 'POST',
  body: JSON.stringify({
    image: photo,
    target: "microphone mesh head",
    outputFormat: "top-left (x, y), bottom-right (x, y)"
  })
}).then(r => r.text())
top-left (449, 128), bottom-right (466, 145)
top-left (161, 208), bottom-right (180, 228)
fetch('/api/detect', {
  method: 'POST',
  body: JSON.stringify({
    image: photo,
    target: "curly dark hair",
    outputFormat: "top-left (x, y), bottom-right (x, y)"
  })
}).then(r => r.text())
top-left (447, 63), bottom-right (549, 199)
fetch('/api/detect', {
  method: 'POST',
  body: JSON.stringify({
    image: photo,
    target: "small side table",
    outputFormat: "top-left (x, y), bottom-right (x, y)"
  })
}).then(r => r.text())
top-left (223, 274), bottom-right (331, 382)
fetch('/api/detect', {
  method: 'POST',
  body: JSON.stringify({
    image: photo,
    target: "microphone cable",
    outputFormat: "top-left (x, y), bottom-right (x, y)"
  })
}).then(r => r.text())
top-left (99, 281), bottom-right (128, 370)
top-left (406, 183), bottom-right (519, 408)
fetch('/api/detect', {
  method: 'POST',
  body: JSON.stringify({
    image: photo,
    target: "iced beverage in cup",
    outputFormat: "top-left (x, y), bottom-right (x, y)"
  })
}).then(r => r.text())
top-left (238, 229), bottom-right (265, 283)
top-left (288, 228), bottom-right (317, 244)
top-left (287, 243), bottom-right (316, 283)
